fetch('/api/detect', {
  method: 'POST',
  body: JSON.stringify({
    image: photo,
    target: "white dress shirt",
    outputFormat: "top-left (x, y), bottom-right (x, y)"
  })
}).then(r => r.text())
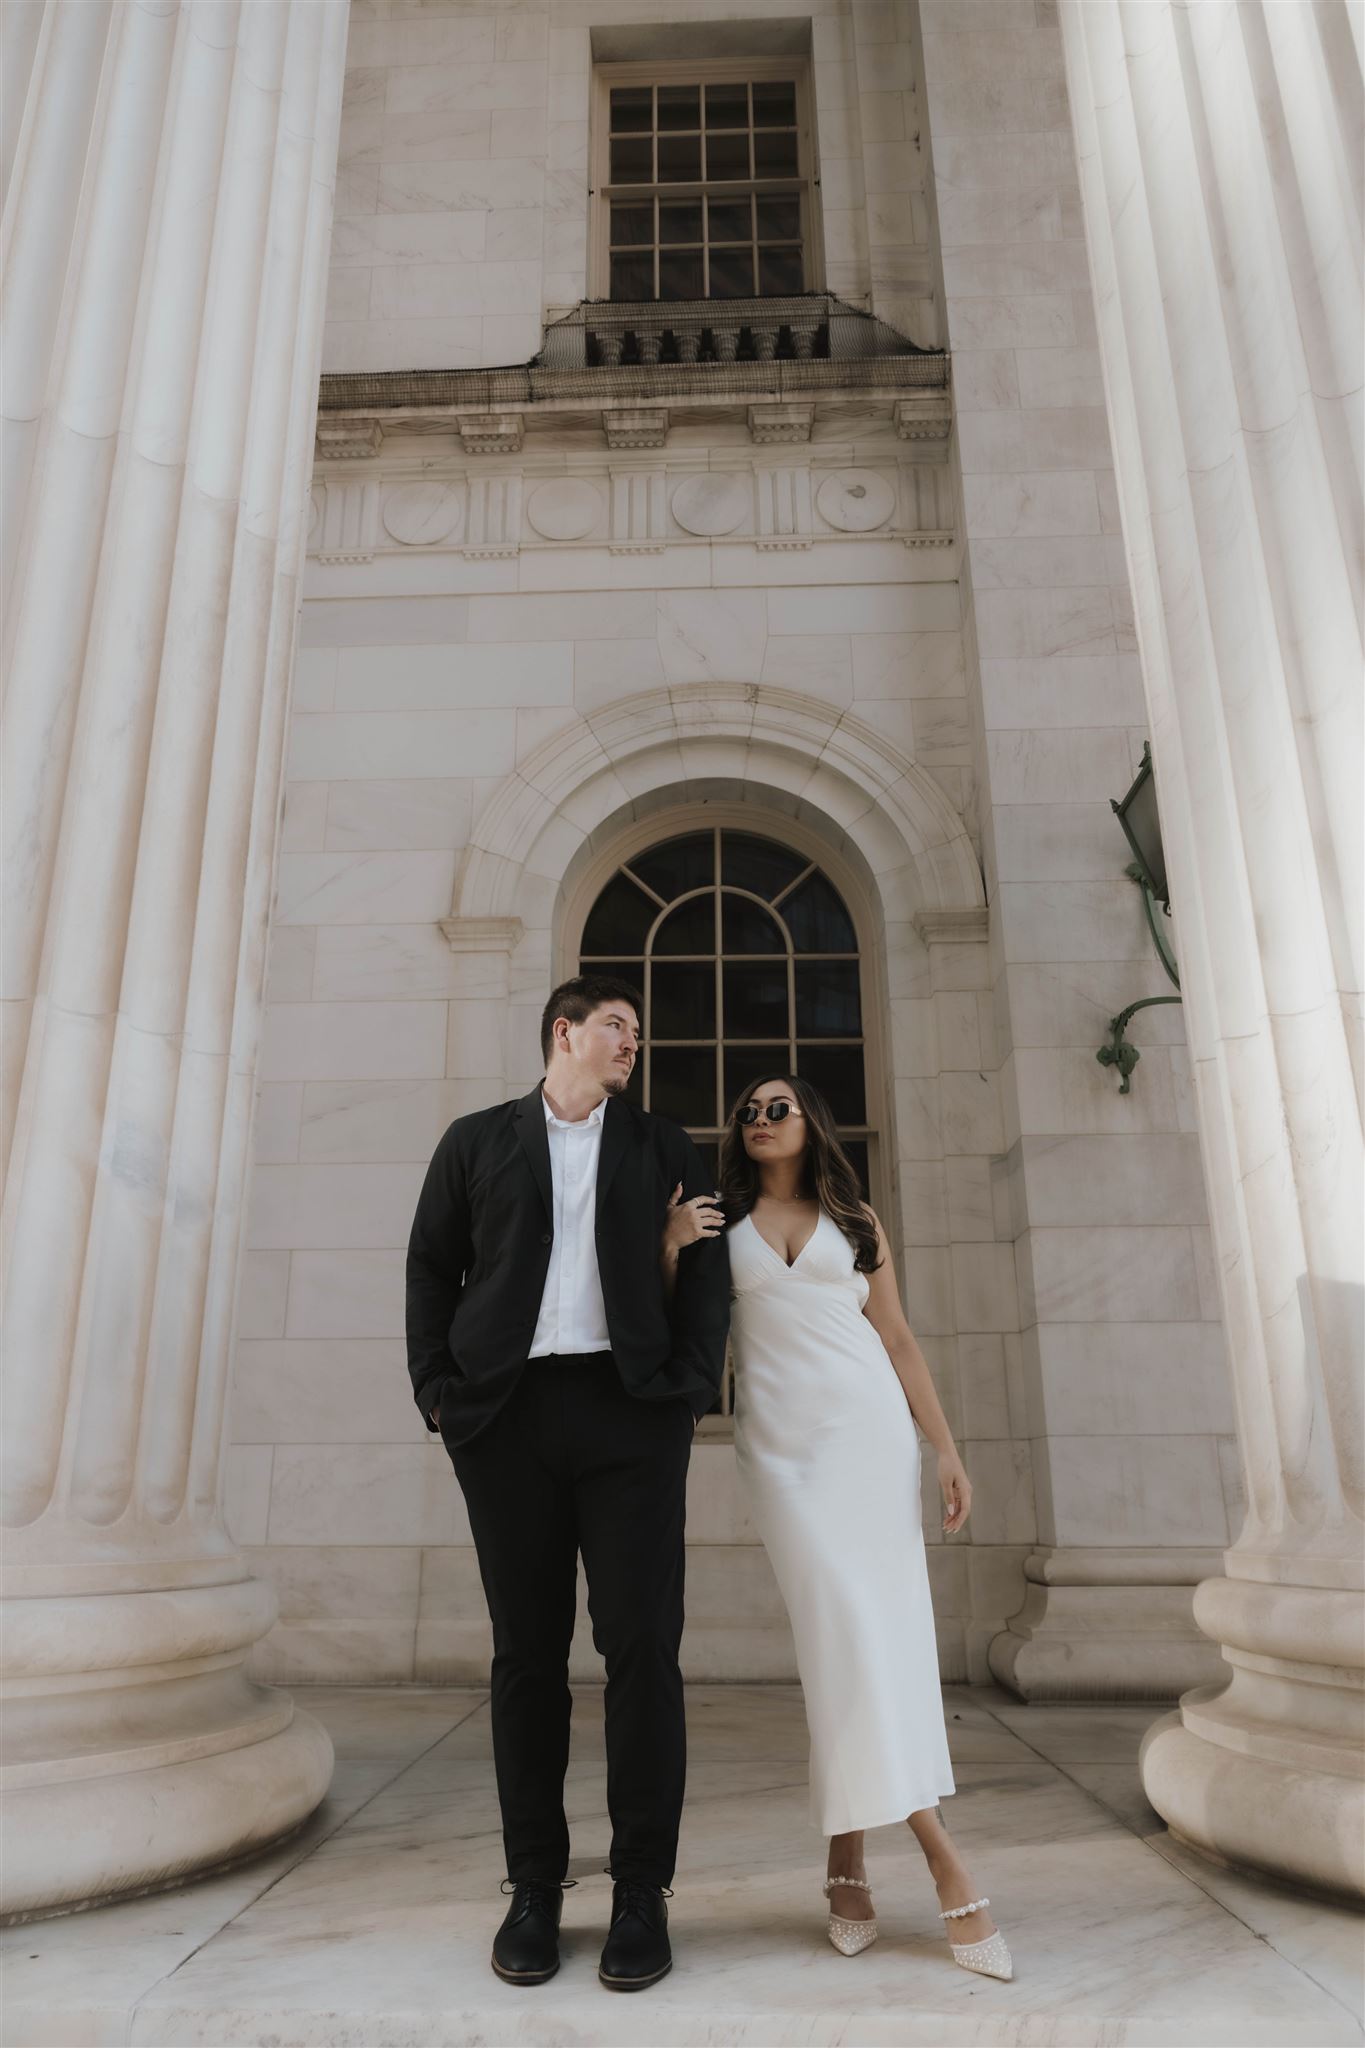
top-left (528, 1093), bottom-right (612, 1357)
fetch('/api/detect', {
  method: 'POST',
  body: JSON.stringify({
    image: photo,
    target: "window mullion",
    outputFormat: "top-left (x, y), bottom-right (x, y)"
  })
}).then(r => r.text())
top-left (644, 946), bottom-right (653, 1112)
top-left (713, 825), bottom-right (724, 1131)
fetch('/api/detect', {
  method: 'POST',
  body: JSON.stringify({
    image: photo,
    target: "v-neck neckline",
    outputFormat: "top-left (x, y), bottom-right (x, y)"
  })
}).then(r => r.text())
top-left (746, 1207), bottom-right (822, 1272)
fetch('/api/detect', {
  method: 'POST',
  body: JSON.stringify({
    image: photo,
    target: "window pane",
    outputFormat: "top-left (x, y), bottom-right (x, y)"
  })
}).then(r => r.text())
top-left (705, 131), bottom-right (751, 181)
top-left (721, 832), bottom-right (808, 900)
top-left (795, 960), bottom-right (862, 1037)
top-left (723, 961), bottom-right (789, 1039)
top-left (611, 202), bottom-right (654, 247)
top-left (658, 201), bottom-right (702, 243)
top-left (754, 128), bottom-right (799, 176)
top-left (722, 895), bottom-right (784, 954)
top-left (576, 962), bottom-right (645, 1039)
top-left (610, 134), bottom-right (653, 183)
top-left (651, 961), bottom-right (715, 1038)
top-left (652, 1046), bottom-right (716, 1127)
top-left (724, 1044), bottom-right (788, 1115)
top-left (657, 83), bottom-right (700, 129)
top-left (610, 86), bottom-right (653, 132)
top-left (658, 133), bottom-right (701, 182)
top-left (795, 1046), bottom-right (866, 1124)
top-left (756, 196), bottom-right (802, 240)
top-left (653, 894), bottom-right (716, 953)
top-left (610, 252), bottom-right (654, 300)
top-left (843, 1139), bottom-right (870, 1198)
top-left (759, 246), bottom-right (804, 295)
top-left (708, 245), bottom-right (754, 296)
top-left (581, 872), bottom-right (656, 953)
top-left (752, 80), bottom-right (797, 127)
top-left (705, 81), bottom-right (749, 128)
top-left (708, 198), bottom-right (752, 243)
top-left (782, 872), bottom-right (857, 951)
top-left (693, 1140), bottom-right (720, 1182)
top-left (628, 833), bottom-right (713, 901)
top-left (658, 249), bottom-right (704, 298)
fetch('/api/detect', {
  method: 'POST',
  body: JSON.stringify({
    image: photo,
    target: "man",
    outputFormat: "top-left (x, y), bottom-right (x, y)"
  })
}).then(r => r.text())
top-left (407, 975), bottom-right (729, 1993)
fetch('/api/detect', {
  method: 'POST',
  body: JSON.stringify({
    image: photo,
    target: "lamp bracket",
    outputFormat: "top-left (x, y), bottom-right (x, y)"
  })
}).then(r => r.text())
top-left (1097, 996), bottom-right (1184, 1093)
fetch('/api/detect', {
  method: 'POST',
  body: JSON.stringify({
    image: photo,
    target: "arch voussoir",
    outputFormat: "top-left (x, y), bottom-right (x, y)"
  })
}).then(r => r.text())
top-left (445, 683), bottom-right (984, 939)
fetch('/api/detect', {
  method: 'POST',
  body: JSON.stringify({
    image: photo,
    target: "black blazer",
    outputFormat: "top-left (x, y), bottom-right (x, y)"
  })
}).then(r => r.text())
top-left (407, 1085), bottom-right (730, 1445)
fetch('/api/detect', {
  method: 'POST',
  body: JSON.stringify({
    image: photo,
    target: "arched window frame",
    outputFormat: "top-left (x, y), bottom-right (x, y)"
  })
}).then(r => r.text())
top-left (561, 805), bottom-right (890, 1434)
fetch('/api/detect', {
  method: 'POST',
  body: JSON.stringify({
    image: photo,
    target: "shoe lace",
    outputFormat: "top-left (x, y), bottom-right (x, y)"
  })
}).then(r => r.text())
top-left (606, 1871), bottom-right (673, 1918)
top-left (502, 1876), bottom-right (574, 1912)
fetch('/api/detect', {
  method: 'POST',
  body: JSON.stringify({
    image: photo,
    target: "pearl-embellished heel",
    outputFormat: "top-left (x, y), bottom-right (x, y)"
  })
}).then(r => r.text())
top-left (823, 1875), bottom-right (877, 1956)
top-left (939, 1896), bottom-right (1012, 1981)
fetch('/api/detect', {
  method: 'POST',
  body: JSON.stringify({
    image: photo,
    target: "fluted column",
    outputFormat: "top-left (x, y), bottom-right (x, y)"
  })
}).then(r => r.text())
top-left (1, 0), bottom-right (348, 1919)
top-left (1058, 0), bottom-right (1364, 1898)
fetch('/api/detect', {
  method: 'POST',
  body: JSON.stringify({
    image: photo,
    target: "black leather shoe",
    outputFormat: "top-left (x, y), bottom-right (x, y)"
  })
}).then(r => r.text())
top-left (491, 1879), bottom-right (564, 1985)
top-left (598, 1878), bottom-right (673, 1991)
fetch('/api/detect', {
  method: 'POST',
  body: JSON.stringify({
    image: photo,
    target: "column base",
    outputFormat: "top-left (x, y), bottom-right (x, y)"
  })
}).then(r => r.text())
top-left (0, 1572), bottom-right (334, 1922)
top-left (1141, 1705), bottom-right (1365, 1903)
top-left (987, 1547), bottom-right (1226, 1700)
top-left (1138, 1571), bottom-right (1365, 1902)
top-left (1, 1702), bottom-right (332, 1923)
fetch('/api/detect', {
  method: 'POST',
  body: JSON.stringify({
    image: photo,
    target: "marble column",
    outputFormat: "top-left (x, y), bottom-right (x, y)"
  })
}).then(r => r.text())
top-left (1, 0), bottom-right (349, 1918)
top-left (1059, 0), bottom-right (1364, 1899)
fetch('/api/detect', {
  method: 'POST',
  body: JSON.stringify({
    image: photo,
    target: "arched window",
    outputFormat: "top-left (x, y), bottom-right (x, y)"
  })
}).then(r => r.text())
top-left (579, 823), bottom-right (872, 1423)
top-left (579, 821), bottom-right (869, 1188)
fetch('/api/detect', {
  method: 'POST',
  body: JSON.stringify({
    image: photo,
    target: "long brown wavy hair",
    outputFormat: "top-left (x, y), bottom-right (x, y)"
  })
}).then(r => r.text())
top-left (718, 1073), bottom-right (882, 1274)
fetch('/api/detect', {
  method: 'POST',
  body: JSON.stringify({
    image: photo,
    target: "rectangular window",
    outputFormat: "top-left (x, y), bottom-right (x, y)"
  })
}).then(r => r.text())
top-left (592, 61), bottom-right (818, 302)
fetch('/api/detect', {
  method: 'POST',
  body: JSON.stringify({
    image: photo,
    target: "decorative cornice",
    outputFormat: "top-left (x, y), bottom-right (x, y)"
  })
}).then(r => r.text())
top-left (459, 412), bottom-right (524, 456)
top-left (748, 402), bottom-right (814, 444)
top-left (603, 407), bottom-right (668, 450)
top-left (316, 298), bottom-right (949, 454)
top-left (315, 418), bottom-right (383, 460)
top-left (894, 392), bottom-right (953, 452)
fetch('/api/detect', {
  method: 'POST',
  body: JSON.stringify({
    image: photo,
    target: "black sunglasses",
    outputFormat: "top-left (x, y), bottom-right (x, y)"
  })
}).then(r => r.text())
top-left (737, 1100), bottom-right (802, 1125)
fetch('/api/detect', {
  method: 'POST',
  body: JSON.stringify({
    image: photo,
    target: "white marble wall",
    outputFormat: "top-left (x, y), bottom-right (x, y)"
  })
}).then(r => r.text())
top-left (230, 0), bottom-right (1233, 1695)
top-left (235, 492), bottom-right (984, 1682)
top-left (916, 0), bottom-right (1234, 1695)
top-left (324, 0), bottom-right (932, 375)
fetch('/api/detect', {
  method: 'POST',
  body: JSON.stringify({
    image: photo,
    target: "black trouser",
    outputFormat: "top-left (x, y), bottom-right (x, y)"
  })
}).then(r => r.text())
top-left (447, 1353), bottom-right (693, 1887)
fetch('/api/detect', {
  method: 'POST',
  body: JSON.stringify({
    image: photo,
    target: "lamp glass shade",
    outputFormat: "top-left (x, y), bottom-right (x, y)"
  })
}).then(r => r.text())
top-left (1115, 746), bottom-right (1169, 909)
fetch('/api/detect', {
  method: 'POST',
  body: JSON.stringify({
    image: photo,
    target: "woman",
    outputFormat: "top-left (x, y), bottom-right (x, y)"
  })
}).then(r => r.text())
top-left (661, 1075), bottom-right (1011, 1981)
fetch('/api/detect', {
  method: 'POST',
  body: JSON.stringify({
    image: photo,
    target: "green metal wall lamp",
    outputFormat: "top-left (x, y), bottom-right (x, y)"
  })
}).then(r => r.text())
top-left (1097, 742), bottom-right (1183, 1092)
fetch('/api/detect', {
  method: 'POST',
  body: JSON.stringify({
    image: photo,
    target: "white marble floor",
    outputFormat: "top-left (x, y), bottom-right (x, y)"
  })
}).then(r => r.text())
top-left (5, 1686), bottom-right (1361, 2047)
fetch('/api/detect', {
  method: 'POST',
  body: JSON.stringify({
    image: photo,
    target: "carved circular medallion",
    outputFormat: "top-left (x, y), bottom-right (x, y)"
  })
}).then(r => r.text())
top-left (670, 473), bottom-right (749, 537)
top-left (381, 482), bottom-right (464, 546)
top-left (816, 469), bottom-right (895, 533)
top-left (526, 480), bottom-right (601, 541)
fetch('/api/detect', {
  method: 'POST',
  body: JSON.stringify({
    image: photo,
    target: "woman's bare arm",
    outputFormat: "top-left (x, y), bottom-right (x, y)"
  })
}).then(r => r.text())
top-left (860, 1208), bottom-right (972, 1532)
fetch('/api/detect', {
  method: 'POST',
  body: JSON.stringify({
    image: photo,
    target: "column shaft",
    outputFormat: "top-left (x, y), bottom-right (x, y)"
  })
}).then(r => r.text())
top-left (0, 0), bottom-right (349, 1921)
top-left (1059, 0), bottom-right (1364, 1898)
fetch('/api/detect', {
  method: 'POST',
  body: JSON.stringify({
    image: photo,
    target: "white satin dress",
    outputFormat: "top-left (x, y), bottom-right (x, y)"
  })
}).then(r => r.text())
top-left (730, 1209), bottom-right (956, 1836)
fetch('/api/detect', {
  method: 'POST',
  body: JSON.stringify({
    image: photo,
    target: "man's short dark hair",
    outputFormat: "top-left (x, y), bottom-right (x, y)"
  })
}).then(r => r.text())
top-left (540, 974), bottom-right (643, 1064)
